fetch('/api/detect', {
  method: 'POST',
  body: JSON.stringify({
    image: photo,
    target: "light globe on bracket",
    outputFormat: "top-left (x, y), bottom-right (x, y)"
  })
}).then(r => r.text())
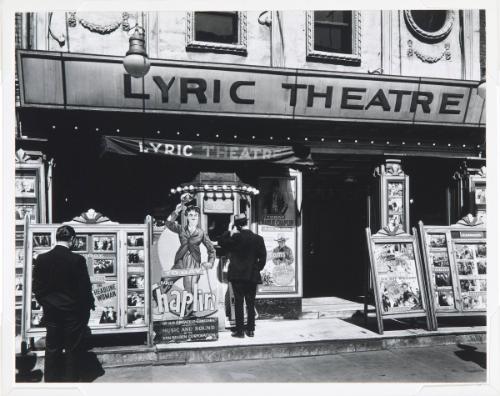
top-left (123, 25), bottom-right (151, 78)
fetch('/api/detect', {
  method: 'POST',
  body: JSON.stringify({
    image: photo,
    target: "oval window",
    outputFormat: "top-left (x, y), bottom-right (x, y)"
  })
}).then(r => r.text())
top-left (404, 10), bottom-right (454, 43)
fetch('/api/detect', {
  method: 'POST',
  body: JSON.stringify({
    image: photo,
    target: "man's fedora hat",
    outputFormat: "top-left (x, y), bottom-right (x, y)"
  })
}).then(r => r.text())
top-left (234, 213), bottom-right (247, 222)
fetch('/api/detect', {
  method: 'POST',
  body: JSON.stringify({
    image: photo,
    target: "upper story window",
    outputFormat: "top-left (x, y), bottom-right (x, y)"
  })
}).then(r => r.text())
top-left (306, 10), bottom-right (361, 65)
top-left (404, 10), bottom-right (454, 43)
top-left (186, 11), bottom-right (247, 55)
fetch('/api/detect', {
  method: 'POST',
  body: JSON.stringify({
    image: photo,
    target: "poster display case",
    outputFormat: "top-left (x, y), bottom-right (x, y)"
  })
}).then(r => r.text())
top-left (22, 211), bottom-right (152, 342)
top-left (365, 227), bottom-right (432, 334)
top-left (15, 150), bottom-right (52, 312)
top-left (418, 216), bottom-right (486, 329)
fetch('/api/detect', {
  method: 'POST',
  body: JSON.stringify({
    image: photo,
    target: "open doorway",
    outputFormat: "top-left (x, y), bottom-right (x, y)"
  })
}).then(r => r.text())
top-left (302, 173), bottom-right (369, 300)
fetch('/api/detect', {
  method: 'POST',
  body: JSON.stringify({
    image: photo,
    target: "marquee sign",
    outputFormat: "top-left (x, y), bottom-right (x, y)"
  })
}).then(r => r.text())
top-left (17, 50), bottom-right (485, 127)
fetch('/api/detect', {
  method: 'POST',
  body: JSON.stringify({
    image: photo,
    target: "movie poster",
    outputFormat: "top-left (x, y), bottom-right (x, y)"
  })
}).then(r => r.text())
top-left (257, 227), bottom-right (296, 294)
top-left (257, 176), bottom-right (298, 296)
top-left (150, 214), bottom-right (218, 342)
top-left (373, 242), bottom-right (423, 314)
top-left (89, 281), bottom-right (118, 326)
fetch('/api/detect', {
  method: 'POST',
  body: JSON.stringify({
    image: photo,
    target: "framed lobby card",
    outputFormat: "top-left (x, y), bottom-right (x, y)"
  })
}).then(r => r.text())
top-left (419, 219), bottom-right (486, 329)
top-left (365, 227), bottom-right (432, 334)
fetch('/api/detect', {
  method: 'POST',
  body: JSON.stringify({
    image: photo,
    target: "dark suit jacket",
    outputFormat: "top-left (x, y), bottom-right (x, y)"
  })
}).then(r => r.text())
top-left (33, 245), bottom-right (95, 314)
top-left (219, 229), bottom-right (267, 284)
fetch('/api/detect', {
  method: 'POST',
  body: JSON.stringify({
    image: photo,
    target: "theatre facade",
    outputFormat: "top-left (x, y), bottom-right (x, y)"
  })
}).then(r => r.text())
top-left (14, 10), bottom-right (486, 343)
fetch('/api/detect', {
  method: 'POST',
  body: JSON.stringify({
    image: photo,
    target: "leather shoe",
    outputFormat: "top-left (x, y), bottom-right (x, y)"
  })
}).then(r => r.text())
top-left (231, 331), bottom-right (244, 338)
top-left (245, 330), bottom-right (254, 337)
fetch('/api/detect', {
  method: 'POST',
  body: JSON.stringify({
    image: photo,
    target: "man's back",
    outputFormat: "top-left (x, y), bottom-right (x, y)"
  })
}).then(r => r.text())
top-left (220, 229), bottom-right (267, 283)
top-left (33, 245), bottom-right (94, 312)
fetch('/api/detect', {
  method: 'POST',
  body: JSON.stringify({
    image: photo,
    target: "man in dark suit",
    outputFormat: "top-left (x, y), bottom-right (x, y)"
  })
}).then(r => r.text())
top-left (32, 225), bottom-right (95, 382)
top-left (219, 213), bottom-right (267, 338)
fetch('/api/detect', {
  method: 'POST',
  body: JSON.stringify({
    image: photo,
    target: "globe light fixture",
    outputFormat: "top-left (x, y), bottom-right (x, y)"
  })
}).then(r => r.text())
top-left (123, 25), bottom-right (151, 78)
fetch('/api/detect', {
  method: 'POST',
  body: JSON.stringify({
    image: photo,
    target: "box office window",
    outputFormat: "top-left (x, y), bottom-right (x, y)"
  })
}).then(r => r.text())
top-left (186, 12), bottom-right (247, 55)
top-left (306, 10), bottom-right (361, 64)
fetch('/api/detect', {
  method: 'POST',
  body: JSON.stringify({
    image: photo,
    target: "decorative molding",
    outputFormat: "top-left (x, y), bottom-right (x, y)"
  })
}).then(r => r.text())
top-left (15, 149), bottom-right (44, 163)
top-left (404, 10), bottom-right (455, 43)
top-left (258, 11), bottom-right (272, 27)
top-left (456, 213), bottom-right (484, 227)
top-left (186, 12), bottom-right (247, 55)
top-left (306, 10), bottom-right (361, 65)
top-left (68, 12), bottom-right (132, 35)
top-left (68, 208), bottom-right (117, 224)
top-left (375, 226), bottom-right (407, 237)
top-left (408, 40), bottom-right (451, 63)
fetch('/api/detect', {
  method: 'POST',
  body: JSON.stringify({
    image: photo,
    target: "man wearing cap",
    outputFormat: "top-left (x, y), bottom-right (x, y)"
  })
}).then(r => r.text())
top-left (219, 213), bottom-right (267, 338)
top-left (272, 234), bottom-right (294, 266)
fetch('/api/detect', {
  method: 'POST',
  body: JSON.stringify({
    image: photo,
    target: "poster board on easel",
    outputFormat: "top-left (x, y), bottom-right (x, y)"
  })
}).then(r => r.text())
top-left (418, 215), bottom-right (486, 330)
top-left (365, 226), bottom-right (433, 334)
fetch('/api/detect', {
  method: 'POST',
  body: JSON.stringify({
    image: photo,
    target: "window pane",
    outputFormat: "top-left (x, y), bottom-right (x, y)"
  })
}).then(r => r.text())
top-left (195, 12), bottom-right (238, 44)
top-left (410, 10), bottom-right (448, 33)
top-left (314, 11), bottom-right (352, 54)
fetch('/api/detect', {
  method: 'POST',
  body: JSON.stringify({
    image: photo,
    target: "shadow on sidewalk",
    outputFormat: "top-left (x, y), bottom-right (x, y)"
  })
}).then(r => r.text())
top-left (454, 343), bottom-right (486, 369)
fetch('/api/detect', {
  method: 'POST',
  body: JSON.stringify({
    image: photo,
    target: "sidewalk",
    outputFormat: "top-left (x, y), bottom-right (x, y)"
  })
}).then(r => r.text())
top-left (19, 315), bottom-right (486, 370)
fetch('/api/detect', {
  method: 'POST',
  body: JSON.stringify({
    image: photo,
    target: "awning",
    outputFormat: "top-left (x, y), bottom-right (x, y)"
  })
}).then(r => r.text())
top-left (101, 136), bottom-right (315, 166)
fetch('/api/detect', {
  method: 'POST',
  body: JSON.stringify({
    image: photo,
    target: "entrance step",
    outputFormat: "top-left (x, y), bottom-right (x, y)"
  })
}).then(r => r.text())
top-left (300, 297), bottom-right (374, 319)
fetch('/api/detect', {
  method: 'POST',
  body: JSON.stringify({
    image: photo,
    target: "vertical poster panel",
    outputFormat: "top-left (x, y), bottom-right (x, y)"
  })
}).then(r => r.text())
top-left (257, 177), bottom-right (299, 296)
top-left (386, 181), bottom-right (406, 230)
top-left (423, 232), bottom-right (459, 312)
top-left (453, 242), bottom-right (487, 311)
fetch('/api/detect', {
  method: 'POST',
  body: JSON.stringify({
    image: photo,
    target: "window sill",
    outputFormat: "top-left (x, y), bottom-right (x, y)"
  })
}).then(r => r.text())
top-left (186, 41), bottom-right (248, 56)
top-left (307, 51), bottom-right (361, 66)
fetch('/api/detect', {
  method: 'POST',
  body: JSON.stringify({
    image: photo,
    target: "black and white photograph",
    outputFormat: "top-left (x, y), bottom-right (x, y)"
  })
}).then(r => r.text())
top-left (428, 234), bottom-right (447, 249)
top-left (429, 251), bottom-right (449, 267)
top-left (15, 175), bottom-right (36, 198)
top-left (127, 291), bottom-right (145, 307)
top-left (93, 235), bottom-right (116, 252)
top-left (455, 244), bottom-right (475, 260)
top-left (6, 5), bottom-right (491, 390)
top-left (70, 235), bottom-right (88, 252)
top-left (457, 261), bottom-right (475, 276)
top-left (127, 234), bottom-right (144, 247)
top-left (435, 271), bottom-right (452, 287)
top-left (477, 261), bottom-right (487, 275)
top-left (437, 290), bottom-right (455, 308)
top-left (32, 233), bottom-right (51, 248)
top-left (127, 308), bottom-right (145, 325)
top-left (127, 275), bottom-right (145, 289)
top-left (15, 204), bottom-right (36, 223)
top-left (128, 249), bottom-right (144, 264)
top-left (93, 258), bottom-right (115, 275)
top-left (387, 182), bottom-right (403, 197)
top-left (99, 306), bottom-right (118, 324)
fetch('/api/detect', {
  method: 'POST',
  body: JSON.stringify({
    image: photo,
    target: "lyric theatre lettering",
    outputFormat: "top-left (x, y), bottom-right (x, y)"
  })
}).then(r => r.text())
top-left (125, 74), bottom-right (464, 115)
